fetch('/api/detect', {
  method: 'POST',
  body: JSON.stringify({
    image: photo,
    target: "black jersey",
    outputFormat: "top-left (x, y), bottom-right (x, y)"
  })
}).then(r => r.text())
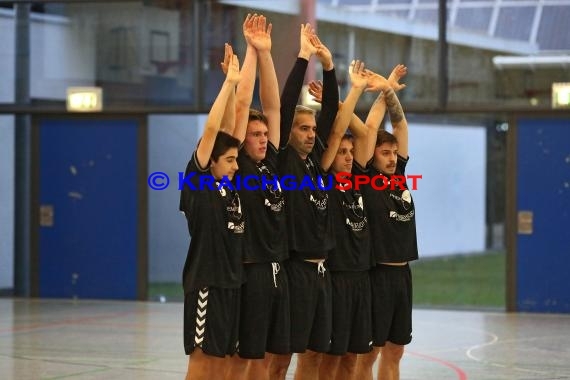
top-left (353, 156), bottom-right (418, 264)
top-left (179, 151), bottom-right (245, 293)
top-left (327, 177), bottom-right (371, 271)
top-left (277, 142), bottom-right (334, 260)
top-left (278, 57), bottom-right (339, 260)
top-left (237, 143), bottom-right (288, 263)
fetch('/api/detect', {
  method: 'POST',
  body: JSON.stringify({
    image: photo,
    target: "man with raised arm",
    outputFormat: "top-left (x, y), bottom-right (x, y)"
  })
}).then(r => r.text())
top-left (353, 67), bottom-right (417, 380)
top-left (274, 23), bottom-right (339, 380)
top-left (316, 60), bottom-right (373, 380)
top-left (224, 14), bottom-right (290, 380)
top-left (179, 51), bottom-right (242, 380)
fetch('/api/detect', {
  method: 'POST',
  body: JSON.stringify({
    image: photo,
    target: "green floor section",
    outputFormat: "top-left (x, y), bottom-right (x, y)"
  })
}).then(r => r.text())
top-left (148, 282), bottom-right (183, 303)
top-left (150, 251), bottom-right (506, 309)
top-left (411, 251), bottom-right (505, 309)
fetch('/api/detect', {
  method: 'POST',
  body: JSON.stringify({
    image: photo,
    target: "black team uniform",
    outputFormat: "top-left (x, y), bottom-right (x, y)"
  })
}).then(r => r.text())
top-left (236, 142), bottom-right (290, 358)
top-left (326, 174), bottom-right (372, 355)
top-left (278, 57), bottom-right (338, 353)
top-left (353, 155), bottom-right (418, 347)
top-left (179, 151), bottom-right (245, 357)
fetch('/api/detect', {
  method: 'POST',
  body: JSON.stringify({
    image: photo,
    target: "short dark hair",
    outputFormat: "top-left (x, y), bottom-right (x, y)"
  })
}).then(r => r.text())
top-left (375, 129), bottom-right (398, 147)
top-left (248, 109), bottom-right (268, 125)
top-left (211, 131), bottom-right (240, 162)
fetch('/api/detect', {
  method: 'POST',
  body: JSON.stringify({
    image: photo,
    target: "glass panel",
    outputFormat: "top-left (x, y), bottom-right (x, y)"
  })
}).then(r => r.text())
top-left (537, 6), bottom-right (570, 50)
top-left (8, 1), bottom-right (240, 108)
top-left (414, 9), bottom-right (439, 23)
top-left (376, 0), bottom-right (413, 4)
top-left (455, 6), bottom-right (492, 32)
top-left (377, 10), bottom-right (410, 19)
top-left (495, 6), bottom-right (534, 41)
top-left (337, 0), bottom-right (373, 5)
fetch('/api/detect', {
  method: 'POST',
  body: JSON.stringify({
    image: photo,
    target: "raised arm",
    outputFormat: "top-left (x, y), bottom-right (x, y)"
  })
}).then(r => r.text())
top-left (196, 53), bottom-right (240, 168)
top-left (249, 15), bottom-right (281, 147)
top-left (384, 89), bottom-right (408, 159)
top-left (369, 64), bottom-right (408, 158)
top-left (280, 23), bottom-right (316, 148)
top-left (355, 93), bottom-right (385, 167)
top-left (320, 60), bottom-right (367, 172)
top-left (233, 14), bottom-right (258, 143)
top-left (219, 43), bottom-right (236, 134)
top-left (387, 64), bottom-right (407, 92)
top-left (307, 77), bottom-right (379, 168)
top-left (310, 33), bottom-right (338, 144)
top-left (353, 64), bottom-right (408, 165)
top-left (308, 78), bottom-right (369, 144)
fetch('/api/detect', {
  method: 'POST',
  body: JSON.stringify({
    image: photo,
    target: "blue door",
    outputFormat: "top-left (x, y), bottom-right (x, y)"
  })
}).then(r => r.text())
top-left (515, 117), bottom-right (570, 312)
top-left (38, 118), bottom-right (144, 300)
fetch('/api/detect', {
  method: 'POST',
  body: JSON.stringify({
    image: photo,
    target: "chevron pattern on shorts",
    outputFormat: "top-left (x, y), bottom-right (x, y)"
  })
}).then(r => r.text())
top-left (194, 287), bottom-right (209, 346)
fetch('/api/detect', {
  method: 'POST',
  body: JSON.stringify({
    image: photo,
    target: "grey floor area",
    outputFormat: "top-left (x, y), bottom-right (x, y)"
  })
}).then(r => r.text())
top-left (1, 298), bottom-right (569, 380)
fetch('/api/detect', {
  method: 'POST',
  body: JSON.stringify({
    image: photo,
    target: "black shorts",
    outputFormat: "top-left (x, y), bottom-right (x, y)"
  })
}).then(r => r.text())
top-left (328, 271), bottom-right (373, 355)
top-left (370, 264), bottom-right (413, 347)
top-left (184, 286), bottom-right (240, 358)
top-left (286, 259), bottom-right (332, 353)
top-left (238, 262), bottom-right (290, 359)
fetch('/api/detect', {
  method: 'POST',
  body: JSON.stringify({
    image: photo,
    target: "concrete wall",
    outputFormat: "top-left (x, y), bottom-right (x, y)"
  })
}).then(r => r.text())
top-left (409, 123), bottom-right (487, 257)
top-left (147, 114), bottom-right (205, 283)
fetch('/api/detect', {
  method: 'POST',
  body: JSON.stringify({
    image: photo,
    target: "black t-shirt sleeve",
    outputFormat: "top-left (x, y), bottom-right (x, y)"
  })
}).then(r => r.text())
top-left (316, 68), bottom-right (339, 144)
top-left (313, 134), bottom-right (326, 165)
top-left (179, 151), bottom-right (209, 214)
top-left (352, 160), bottom-right (369, 176)
top-left (266, 142), bottom-right (279, 168)
top-left (280, 58), bottom-right (309, 149)
top-left (396, 154), bottom-right (409, 176)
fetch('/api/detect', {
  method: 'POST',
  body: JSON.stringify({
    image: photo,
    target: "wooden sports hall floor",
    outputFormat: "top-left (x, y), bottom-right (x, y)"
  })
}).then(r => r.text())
top-left (1, 298), bottom-right (569, 379)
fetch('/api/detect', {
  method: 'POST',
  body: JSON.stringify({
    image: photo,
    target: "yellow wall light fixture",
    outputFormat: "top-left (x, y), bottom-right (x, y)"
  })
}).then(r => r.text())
top-left (552, 83), bottom-right (570, 109)
top-left (66, 87), bottom-right (103, 112)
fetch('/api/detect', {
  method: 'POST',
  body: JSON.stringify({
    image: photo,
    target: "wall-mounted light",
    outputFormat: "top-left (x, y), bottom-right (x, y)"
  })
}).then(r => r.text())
top-left (66, 87), bottom-right (103, 112)
top-left (552, 83), bottom-right (570, 109)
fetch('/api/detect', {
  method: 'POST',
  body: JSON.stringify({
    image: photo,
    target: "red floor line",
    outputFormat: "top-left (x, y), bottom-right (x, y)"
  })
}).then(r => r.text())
top-left (407, 350), bottom-right (468, 380)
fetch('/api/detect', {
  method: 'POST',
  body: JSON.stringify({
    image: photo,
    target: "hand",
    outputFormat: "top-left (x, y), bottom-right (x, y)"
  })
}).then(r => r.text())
top-left (225, 53), bottom-right (241, 85)
top-left (310, 34), bottom-right (333, 70)
top-left (220, 43), bottom-right (233, 74)
top-left (308, 80), bottom-right (323, 103)
top-left (242, 13), bottom-right (256, 45)
top-left (365, 69), bottom-right (390, 92)
top-left (388, 64), bottom-right (407, 92)
top-left (299, 23), bottom-right (317, 59)
top-left (349, 60), bottom-right (368, 89)
top-left (249, 14), bottom-right (272, 52)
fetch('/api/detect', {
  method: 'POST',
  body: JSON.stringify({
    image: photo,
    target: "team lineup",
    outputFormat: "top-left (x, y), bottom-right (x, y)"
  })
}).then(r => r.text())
top-left (179, 13), bottom-right (417, 380)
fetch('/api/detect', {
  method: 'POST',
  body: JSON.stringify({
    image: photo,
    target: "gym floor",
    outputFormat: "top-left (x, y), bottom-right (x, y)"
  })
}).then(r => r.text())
top-left (1, 298), bottom-right (569, 379)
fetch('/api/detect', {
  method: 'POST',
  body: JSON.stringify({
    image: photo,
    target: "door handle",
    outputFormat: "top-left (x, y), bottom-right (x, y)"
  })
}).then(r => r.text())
top-left (517, 210), bottom-right (533, 235)
top-left (40, 204), bottom-right (54, 227)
